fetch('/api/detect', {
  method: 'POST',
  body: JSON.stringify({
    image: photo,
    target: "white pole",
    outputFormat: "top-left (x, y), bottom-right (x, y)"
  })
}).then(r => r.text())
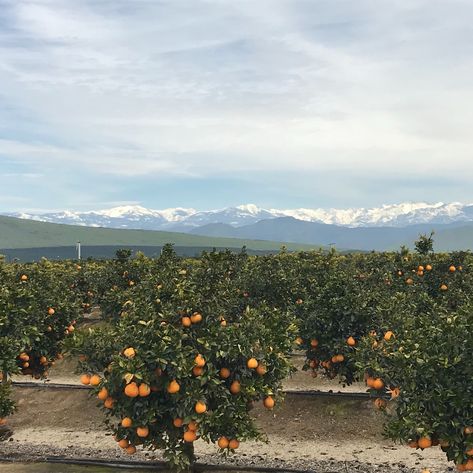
top-left (77, 241), bottom-right (81, 260)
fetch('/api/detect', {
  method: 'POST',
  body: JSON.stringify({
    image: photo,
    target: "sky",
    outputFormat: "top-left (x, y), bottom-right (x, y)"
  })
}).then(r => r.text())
top-left (1, 0), bottom-right (473, 212)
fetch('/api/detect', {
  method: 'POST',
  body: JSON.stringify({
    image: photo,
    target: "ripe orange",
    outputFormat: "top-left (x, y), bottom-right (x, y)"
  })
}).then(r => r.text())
top-left (374, 398), bottom-right (387, 409)
top-left (48, 308), bottom-right (55, 315)
top-left (263, 396), bottom-right (275, 409)
top-left (138, 383), bottom-right (151, 397)
top-left (219, 368), bottom-right (230, 379)
top-left (118, 439), bottom-right (129, 449)
top-left (80, 374), bottom-right (91, 385)
top-left (39, 356), bottom-right (48, 365)
top-left (192, 366), bottom-right (204, 377)
top-left (418, 265), bottom-right (424, 272)
top-left (19, 353), bottom-right (29, 361)
top-left (389, 387), bottom-right (401, 399)
top-left (125, 445), bottom-right (136, 455)
top-left (97, 387), bottom-right (109, 401)
top-left (183, 430), bottom-right (197, 442)
top-left (295, 336), bottom-right (303, 345)
top-left (195, 401), bottom-right (207, 414)
top-left (136, 426), bottom-right (149, 438)
top-left (247, 358), bottom-right (258, 369)
top-left (230, 380), bottom-right (241, 394)
top-left (372, 378), bottom-right (385, 390)
top-left (173, 418), bottom-right (183, 428)
top-left (218, 436), bottom-right (229, 449)
top-left (90, 374), bottom-right (101, 386)
top-left (464, 426), bottom-right (473, 434)
top-left (182, 317), bottom-right (192, 327)
top-left (104, 397), bottom-right (114, 409)
top-left (187, 421), bottom-right (198, 431)
top-left (418, 437), bottom-right (432, 449)
top-left (256, 364), bottom-right (267, 376)
top-left (426, 264), bottom-right (432, 271)
top-left (384, 331), bottom-right (394, 341)
top-left (121, 418), bottom-right (133, 428)
top-left (310, 339), bottom-right (319, 348)
top-left (123, 347), bottom-right (136, 358)
top-left (347, 336), bottom-right (356, 346)
top-left (190, 312), bottom-right (202, 323)
top-left (449, 265), bottom-right (456, 272)
top-left (20, 275), bottom-right (28, 281)
top-left (124, 382), bottom-right (139, 398)
top-left (167, 380), bottom-right (180, 394)
top-left (194, 354), bottom-right (206, 367)
top-left (406, 278), bottom-right (413, 285)
top-left (440, 284), bottom-right (448, 291)
top-left (229, 439), bottom-right (240, 449)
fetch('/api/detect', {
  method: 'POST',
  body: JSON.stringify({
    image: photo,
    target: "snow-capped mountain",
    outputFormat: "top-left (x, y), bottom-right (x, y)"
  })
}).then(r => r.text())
top-left (5, 202), bottom-right (473, 231)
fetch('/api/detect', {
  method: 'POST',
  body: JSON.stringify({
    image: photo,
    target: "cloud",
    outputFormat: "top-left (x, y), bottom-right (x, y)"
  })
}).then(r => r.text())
top-left (1, 0), bottom-right (473, 209)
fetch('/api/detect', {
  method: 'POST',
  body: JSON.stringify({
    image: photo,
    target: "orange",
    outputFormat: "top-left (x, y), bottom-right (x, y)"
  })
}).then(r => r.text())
top-left (263, 396), bottom-right (275, 409)
top-left (182, 317), bottom-right (192, 327)
top-left (465, 459), bottom-right (473, 470)
top-left (372, 378), bottom-right (384, 390)
top-left (374, 398), bottom-right (387, 409)
top-left (136, 426), bottom-right (149, 438)
top-left (194, 354), bottom-right (206, 367)
top-left (466, 447), bottom-right (473, 456)
top-left (138, 383), bottom-right (151, 397)
top-left (90, 374), bottom-right (101, 386)
top-left (256, 364), bottom-right (267, 376)
top-left (20, 275), bottom-right (28, 281)
top-left (123, 347), bottom-right (136, 358)
top-left (347, 336), bottom-right (356, 347)
top-left (187, 421), bottom-right (198, 431)
top-left (195, 401), bottom-right (207, 414)
top-left (190, 312), bottom-right (202, 323)
top-left (124, 382), bottom-right (139, 398)
top-left (230, 380), bottom-right (241, 394)
top-left (104, 397), bottom-right (114, 409)
top-left (48, 308), bottom-right (55, 315)
top-left (440, 284), bottom-right (448, 291)
top-left (167, 380), bottom-right (180, 394)
top-left (125, 445), bottom-right (136, 455)
top-left (19, 353), bottom-right (29, 361)
top-left (183, 430), bottom-right (197, 442)
top-left (218, 436), bottom-right (229, 449)
top-left (406, 278), bottom-right (413, 285)
top-left (121, 418), bottom-right (133, 428)
top-left (449, 265), bottom-right (456, 272)
top-left (384, 331), bottom-right (394, 341)
top-left (310, 339), bottom-right (319, 348)
top-left (408, 440), bottom-right (418, 448)
top-left (426, 264), bottom-right (432, 271)
top-left (295, 337), bottom-right (303, 345)
top-left (465, 427), bottom-right (473, 434)
top-left (418, 437), bottom-right (432, 449)
top-left (39, 356), bottom-right (48, 365)
top-left (192, 366), bottom-right (204, 377)
top-left (173, 418), bottom-right (183, 428)
top-left (229, 439), bottom-right (240, 449)
top-left (219, 368), bottom-right (230, 379)
top-left (97, 387), bottom-right (109, 400)
top-left (80, 374), bottom-right (91, 385)
top-left (247, 358), bottom-right (258, 369)
top-left (418, 265), bottom-right (425, 272)
top-left (118, 439), bottom-right (129, 449)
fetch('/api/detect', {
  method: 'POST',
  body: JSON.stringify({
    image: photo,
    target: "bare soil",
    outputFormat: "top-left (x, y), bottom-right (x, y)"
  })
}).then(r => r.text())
top-left (0, 385), bottom-right (452, 473)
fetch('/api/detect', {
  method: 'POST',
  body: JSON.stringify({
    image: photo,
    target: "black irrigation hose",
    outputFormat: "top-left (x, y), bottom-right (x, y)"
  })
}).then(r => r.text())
top-left (11, 381), bottom-right (387, 401)
top-left (44, 456), bottom-right (316, 473)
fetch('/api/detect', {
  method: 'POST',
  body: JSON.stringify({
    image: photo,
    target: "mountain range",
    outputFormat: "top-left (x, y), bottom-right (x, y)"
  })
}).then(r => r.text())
top-left (5, 202), bottom-right (473, 251)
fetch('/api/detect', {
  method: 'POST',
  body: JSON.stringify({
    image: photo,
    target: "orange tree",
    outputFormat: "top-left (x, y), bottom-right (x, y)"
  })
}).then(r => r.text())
top-left (0, 257), bottom-right (83, 424)
top-left (294, 251), bottom-right (395, 384)
top-left (354, 295), bottom-right (473, 471)
top-left (73, 248), bottom-right (296, 471)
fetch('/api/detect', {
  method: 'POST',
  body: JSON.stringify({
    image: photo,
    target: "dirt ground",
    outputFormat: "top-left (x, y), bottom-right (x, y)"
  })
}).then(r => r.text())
top-left (0, 385), bottom-right (452, 473)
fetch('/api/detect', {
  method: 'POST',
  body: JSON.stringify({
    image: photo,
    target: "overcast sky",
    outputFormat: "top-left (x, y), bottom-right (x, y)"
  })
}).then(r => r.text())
top-left (1, 0), bottom-right (473, 212)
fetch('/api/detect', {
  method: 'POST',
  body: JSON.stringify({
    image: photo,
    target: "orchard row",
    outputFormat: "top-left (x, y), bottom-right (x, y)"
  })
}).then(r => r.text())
top-left (0, 245), bottom-right (472, 471)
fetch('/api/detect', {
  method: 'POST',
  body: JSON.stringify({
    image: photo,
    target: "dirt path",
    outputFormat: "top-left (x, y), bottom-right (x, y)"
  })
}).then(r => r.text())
top-left (0, 386), bottom-right (451, 473)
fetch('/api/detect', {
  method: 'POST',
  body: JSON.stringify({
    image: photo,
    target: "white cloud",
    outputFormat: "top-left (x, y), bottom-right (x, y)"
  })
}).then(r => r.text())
top-left (1, 0), bottom-right (473, 184)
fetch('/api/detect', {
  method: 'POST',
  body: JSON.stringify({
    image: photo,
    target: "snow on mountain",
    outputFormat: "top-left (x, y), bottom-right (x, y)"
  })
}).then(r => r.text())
top-left (5, 202), bottom-right (473, 231)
